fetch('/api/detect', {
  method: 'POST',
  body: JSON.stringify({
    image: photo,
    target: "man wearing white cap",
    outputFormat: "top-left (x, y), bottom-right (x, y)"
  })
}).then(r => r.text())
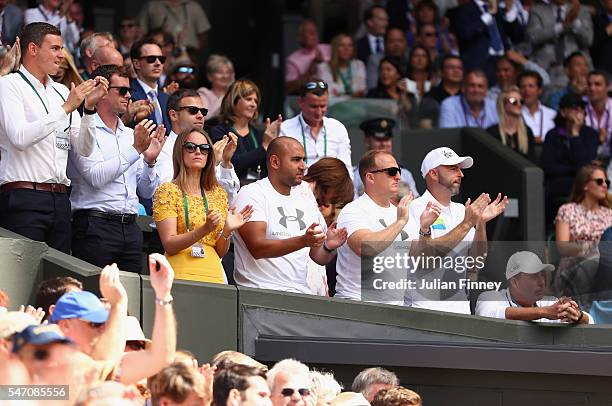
top-left (476, 251), bottom-right (593, 323)
top-left (405, 146), bottom-right (509, 314)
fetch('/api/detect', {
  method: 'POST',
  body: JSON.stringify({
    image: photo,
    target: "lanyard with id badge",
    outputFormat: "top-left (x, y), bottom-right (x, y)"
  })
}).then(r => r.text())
top-left (183, 191), bottom-right (209, 258)
top-left (18, 71), bottom-right (71, 150)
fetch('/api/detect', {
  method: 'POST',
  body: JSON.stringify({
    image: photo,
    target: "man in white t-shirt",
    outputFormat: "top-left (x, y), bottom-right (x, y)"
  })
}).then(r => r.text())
top-left (475, 251), bottom-right (593, 324)
top-left (406, 147), bottom-right (509, 314)
top-left (233, 137), bottom-right (348, 293)
top-left (336, 150), bottom-right (436, 302)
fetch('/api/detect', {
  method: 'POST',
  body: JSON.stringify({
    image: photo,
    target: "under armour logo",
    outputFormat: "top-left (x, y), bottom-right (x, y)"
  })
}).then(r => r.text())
top-left (442, 150), bottom-right (454, 158)
top-left (277, 207), bottom-right (307, 230)
top-left (379, 219), bottom-right (409, 240)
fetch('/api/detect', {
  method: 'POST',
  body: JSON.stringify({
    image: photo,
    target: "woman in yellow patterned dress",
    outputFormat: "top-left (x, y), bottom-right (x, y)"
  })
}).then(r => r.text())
top-left (153, 128), bottom-right (253, 283)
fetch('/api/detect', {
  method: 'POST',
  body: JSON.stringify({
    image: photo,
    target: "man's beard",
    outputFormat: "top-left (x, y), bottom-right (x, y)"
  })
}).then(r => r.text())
top-left (439, 175), bottom-right (460, 196)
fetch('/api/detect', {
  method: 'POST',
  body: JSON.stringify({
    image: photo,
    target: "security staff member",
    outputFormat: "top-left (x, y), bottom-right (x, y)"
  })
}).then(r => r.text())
top-left (353, 118), bottom-right (419, 202)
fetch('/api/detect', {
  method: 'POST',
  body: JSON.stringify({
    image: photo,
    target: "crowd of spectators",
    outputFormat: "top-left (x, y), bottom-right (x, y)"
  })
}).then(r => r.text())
top-left (1, 0), bottom-right (612, 381)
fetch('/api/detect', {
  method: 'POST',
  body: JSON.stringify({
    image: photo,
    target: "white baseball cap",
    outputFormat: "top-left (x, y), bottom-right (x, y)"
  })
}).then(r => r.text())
top-left (420, 147), bottom-right (473, 178)
top-left (506, 251), bottom-right (555, 280)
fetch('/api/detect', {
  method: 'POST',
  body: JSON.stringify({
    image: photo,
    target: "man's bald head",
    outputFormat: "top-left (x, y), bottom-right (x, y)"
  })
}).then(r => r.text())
top-left (93, 46), bottom-right (124, 69)
top-left (266, 137), bottom-right (304, 163)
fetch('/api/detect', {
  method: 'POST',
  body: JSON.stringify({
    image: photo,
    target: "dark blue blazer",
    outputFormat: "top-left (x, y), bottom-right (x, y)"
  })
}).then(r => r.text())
top-left (129, 78), bottom-right (171, 134)
top-left (356, 36), bottom-right (373, 65)
top-left (449, 1), bottom-right (523, 76)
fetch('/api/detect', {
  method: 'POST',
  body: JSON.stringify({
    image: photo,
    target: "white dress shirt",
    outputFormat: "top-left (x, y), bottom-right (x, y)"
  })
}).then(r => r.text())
top-left (136, 78), bottom-right (163, 125)
top-left (280, 113), bottom-right (353, 179)
top-left (157, 130), bottom-right (240, 204)
top-left (68, 114), bottom-right (160, 214)
top-left (367, 33), bottom-right (384, 55)
top-left (521, 102), bottom-right (557, 140)
top-left (0, 66), bottom-right (95, 186)
top-left (24, 6), bottom-right (80, 53)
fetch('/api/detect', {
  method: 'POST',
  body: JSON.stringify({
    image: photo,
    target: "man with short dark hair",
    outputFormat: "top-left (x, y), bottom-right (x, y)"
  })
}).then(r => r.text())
top-left (214, 364), bottom-right (271, 406)
top-left (585, 70), bottom-right (612, 158)
top-left (547, 51), bottom-right (590, 110)
top-left (519, 70), bottom-right (556, 143)
top-left (356, 5), bottom-right (389, 64)
top-left (425, 55), bottom-right (463, 103)
top-left (366, 27), bottom-right (409, 90)
top-left (335, 150), bottom-right (418, 301)
top-left (34, 276), bottom-right (83, 321)
top-left (280, 81), bottom-right (353, 178)
top-left (129, 38), bottom-right (171, 131)
top-left (439, 69), bottom-right (498, 128)
top-left (68, 64), bottom-right (166, 273)
top-left (233, 137), bottom-right (347, 293)
top-left (0, 22), bottom-right (108, 253)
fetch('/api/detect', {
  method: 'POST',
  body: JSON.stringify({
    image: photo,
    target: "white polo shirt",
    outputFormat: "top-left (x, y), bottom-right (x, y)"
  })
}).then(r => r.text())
top-left (405, 190), bottom-right (476, 314)
top-left (475, 288), bottom-right (594, 323)
top-left (335, 193), bottom-right (411, 302)
top-left (280, 113), bottom-right (353, 179)
top-left (233, 178), bottom-right (326, 293)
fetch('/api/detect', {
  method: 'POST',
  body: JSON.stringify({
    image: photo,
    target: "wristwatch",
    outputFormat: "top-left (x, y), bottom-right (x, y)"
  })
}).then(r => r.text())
top-left (155, 296), bottom-right (174, 306)
top-left (419, 227), bottom-right (432, 238)
top-left (83, 106), bottom-right (97, 115)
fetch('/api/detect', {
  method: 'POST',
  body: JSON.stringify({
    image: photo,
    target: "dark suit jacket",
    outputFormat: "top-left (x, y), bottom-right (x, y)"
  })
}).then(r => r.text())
top-left (591, 12), bottom-right (612, 76)
top-left (129, 78), bottom-right (171, 133)
top-left (356, 36), bottom-right (371, 65)
top-left (2, 5), bottom-right (24, 45)
top-left (449, 1), bottom-right (523, 81)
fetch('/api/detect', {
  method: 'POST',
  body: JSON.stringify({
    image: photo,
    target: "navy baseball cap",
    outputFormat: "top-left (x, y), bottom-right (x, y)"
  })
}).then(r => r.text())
top-left (50, 291), bottom-right (109, 323)
top-left (12, 324), bottom-right (73, 353)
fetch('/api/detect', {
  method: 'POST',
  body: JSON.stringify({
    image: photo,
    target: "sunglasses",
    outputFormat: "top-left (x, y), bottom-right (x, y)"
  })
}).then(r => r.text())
top-left (110, 86), bottom-right (130, 96)
top-left (178, 106), bottom-right (208, 116)
top-left (281, 388), bottom-right (310, 397)
top-left (304, 81), bottom-right (328, 90)
top-left (139, 55), bottom-right (166, 64)
top-left (369, 167), bottom-right (401, 176)
top-left (184, 142), bottom-right (211, 154)
top-left (592, 178), bottom-right (611, 187)
top-left (176, 66), bottom-right (195, 74)
top-left (505, 97), bottom-right (522, 106)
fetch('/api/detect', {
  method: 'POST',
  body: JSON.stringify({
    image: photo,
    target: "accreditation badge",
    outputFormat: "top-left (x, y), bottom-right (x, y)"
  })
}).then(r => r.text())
top-left (191, 243), bottom-right (205, 258)
top-left (55, 129), bottom-right (71, 151)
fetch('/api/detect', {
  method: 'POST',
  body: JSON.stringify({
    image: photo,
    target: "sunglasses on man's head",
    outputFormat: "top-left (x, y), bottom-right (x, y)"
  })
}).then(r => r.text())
top-left (110, 86), bottom-right (130, 96)
top-left (592, 178), bottom-right (611, 187)
top-left (369, 167), bottom-right (401, 177)
top-left (176, 66), bottom-right (195, 74)
top-left (505, 97), bottom-right (522, 106)
top-left (281, 388), bottom-right (310, 397)
top-left (139, 55), bottom-right (166, 64)
top-left (183, 142), bottom-right (211, 154)
top-left (177, 106), bottom-right (208, 116)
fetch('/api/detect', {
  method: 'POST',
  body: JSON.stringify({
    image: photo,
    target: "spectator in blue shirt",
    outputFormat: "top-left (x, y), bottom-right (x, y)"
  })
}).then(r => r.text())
top-left (439, 69), bottom-right (498, 129)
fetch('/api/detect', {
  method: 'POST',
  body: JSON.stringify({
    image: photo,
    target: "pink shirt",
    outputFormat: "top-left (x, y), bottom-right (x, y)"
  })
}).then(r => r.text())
top-left (197, 87), bottom-right (224, 119)
top-left (285, 44), bottom-right (331, 82)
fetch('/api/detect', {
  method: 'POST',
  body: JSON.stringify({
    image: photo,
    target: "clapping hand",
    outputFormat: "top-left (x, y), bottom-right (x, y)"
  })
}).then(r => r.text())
top-left (143, 124), bottom-right (167, 164)
top-left (396, 192), bottom-right (414, 225)
top-left (99, 263), bottom-right (128, 306)
top-left (84, 76), bottom-right (110, 109)
top-left (325, 222), bottom-right (348, 250)
top-left (224, 205), bottom-right (254, 232)
top-left (18, 305), bottom-right (45, 324)
top-left (480, 193), bottom-right (509, 223)
top-left (303, 223), bottom-right (325, 248)
top-left (420, 201), bottom-right (442, 232)
top-left (133, 119), bottom-right (157, 154)
top-left (0, 37), bottom-right (21, 76)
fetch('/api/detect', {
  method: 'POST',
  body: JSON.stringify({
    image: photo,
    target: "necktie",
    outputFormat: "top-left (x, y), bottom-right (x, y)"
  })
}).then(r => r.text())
top-left (482, 3), bottom-right (504, 53)
top-left (148, 89), bottom-right (163, 125)
top-left (376, 37), bottom-right (383, 54)
top-left (556, 6), bottom-right (563, 23)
